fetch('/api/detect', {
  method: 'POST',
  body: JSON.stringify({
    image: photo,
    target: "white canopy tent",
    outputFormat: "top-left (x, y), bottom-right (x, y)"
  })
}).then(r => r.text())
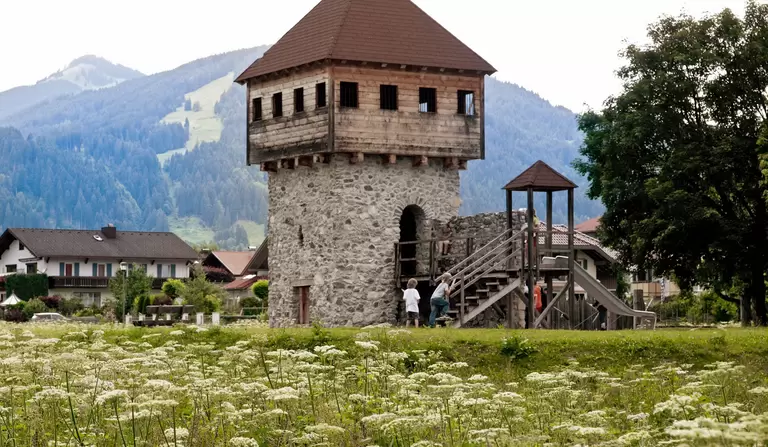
top-left (0, 293), bottom-right (21, 307)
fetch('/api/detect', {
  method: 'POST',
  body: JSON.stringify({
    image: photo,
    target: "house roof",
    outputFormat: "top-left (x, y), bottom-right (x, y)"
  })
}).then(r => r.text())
top-left (223, 275), bottom-right (267, 291)
top-left (575, 216), bottom-right (601, 234)
top-left (245, 237), bottom-right (268, 272)
top-left (235, 0), bottom-right (496, 83)
top-left (536, 223), bottom-right (619, 263)
top-left (503, 160), bottom-right (578, 192)
top-left (204, 251), bottom-right (257, 277)
top-left (0, 228), bottom-right (198, 261)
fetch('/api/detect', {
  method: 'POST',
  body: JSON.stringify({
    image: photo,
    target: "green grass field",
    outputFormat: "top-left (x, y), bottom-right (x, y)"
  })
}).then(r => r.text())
top-left (169, 215), bottom-right (215, 246)
top-left (157, 72), bottom-right (234, 166)
top-left (236, 219), bottom-right (265, 246)
top-left (4, 324), bottom-right (768, 445)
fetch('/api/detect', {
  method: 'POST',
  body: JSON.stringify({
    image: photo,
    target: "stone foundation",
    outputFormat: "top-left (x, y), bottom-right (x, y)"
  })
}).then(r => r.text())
top-left (267, 155), bottom-right (459, 327)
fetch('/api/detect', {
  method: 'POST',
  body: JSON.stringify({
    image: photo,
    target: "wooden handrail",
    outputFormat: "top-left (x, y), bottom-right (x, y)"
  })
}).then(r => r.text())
top-left (449, 247), bottom-right (521, 299)
top-left (445, 229), bottom-right (519, 277)
top-left (449, 230), bottom-right (523, 280)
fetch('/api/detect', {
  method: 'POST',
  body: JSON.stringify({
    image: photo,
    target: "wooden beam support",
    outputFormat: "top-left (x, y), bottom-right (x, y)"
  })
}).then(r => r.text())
top-left (533, 281), bottom-right (570, 328)
top-left (458, 159), bottom-right (468, 170)
top-left (413, 155), bottom-right (428, 167)
top-left (350, 152), bottom-right (364, 164)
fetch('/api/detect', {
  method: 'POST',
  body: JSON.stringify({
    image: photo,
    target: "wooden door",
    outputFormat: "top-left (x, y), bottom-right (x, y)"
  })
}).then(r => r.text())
top-left (98, 264), bottom-right (106, 277)
top-left (65, 264), bottom-right (73, 277)
top-left (298, 287), bottom-right (309, 324)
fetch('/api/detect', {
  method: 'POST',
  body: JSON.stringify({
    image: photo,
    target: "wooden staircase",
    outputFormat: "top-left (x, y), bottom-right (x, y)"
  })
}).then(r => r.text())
top-left (440, 229), bottom-right (525, 328)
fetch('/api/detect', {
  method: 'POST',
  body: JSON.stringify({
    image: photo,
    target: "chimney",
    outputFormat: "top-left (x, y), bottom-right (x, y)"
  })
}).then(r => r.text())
top-left (102, 224), bottom-right (117, 239)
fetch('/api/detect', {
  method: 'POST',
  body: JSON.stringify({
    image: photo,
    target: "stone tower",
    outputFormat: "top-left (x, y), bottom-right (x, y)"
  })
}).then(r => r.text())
top-left (236, 0), bottom-right (496, 327)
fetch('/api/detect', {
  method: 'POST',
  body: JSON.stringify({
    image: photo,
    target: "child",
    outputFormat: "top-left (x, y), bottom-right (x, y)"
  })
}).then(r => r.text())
top-left (403, 278), bottom-right (421, 328)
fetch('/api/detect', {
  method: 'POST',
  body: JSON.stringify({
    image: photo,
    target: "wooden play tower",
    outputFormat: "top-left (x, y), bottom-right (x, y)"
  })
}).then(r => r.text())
top-left (394, 161), bottom-right (656, 329)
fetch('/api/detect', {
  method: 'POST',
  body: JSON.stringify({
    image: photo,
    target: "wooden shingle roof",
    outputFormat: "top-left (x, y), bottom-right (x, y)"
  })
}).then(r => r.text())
top-left (235, 0), bottom-right (496, 83)
top-left (503, 161), bottom-right (577, 192)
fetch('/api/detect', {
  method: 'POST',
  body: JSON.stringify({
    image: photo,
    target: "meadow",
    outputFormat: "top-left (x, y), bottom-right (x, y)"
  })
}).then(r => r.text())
top-left (1, 324), bottom-right (767, 446)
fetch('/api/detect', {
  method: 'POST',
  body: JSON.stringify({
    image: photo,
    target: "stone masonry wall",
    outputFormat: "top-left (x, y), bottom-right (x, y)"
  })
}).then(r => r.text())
top-left (267, 155), bottom-right (460, 327)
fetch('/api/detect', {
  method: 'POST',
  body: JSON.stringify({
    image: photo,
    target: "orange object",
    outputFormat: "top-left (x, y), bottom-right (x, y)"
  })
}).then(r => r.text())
top-left (534, 285), bottom-right (542, 313)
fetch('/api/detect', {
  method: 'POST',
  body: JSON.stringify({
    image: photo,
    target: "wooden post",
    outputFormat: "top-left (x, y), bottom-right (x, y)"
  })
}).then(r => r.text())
top-left (546, 191), bottom-right (553, 327)
top-left (567, 188), bottom-right (576, 329)
top-left (633, 289), bottom-right (645, 329)
top-left (460, 274), bottom-right (466, 326)
top-left (506, 189), bottom-right (514, 271)
top-left (428, 240), bottom-right (435, 281)
top-left (526, 187), bottom-right (535, 328)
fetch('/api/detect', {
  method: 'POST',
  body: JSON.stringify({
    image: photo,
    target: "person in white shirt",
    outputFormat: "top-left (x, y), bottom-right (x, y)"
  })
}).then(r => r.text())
top-left (403, 278), bottom-right (421, 328)
top-left (429, 273), bottom-right (452, 327)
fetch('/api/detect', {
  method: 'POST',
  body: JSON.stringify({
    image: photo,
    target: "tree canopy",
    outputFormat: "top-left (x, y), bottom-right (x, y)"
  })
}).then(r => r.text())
top-left (575, 1), bottom-right (768, 325)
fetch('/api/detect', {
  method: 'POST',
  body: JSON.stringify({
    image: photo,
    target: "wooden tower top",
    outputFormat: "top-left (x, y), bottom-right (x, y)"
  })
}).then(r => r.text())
top-left (236, 0), bottom-right (495, 84)
top-left (239, 0), bottom-right (496, 171)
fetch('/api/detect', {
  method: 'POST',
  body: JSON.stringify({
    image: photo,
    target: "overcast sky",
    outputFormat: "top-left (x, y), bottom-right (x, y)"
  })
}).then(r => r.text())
top-left (0, 0), bottom-right (748, 112)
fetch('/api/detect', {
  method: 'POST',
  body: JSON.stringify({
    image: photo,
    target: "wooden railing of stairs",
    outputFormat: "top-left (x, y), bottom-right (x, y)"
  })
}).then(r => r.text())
top-left (442, 229), bottom-right (526, 328)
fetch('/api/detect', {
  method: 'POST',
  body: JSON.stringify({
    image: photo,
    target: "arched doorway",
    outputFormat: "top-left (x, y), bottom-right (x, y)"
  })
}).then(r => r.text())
top-left (399, 205), bottom-right (426, 276)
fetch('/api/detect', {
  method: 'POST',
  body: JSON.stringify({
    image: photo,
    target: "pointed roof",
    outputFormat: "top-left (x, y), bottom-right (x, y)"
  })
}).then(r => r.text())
top-left (235, 0), bottom-right (496, 83)
top-left (203, 251), bottom-right (257, 277)
top-left (503, 161), bottom-right (578, 192)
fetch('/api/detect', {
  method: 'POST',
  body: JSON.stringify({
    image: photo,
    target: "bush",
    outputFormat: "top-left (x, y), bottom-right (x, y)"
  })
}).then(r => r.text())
top-left (6, 274), bottom-right (48, 301)
top-left (202, 295), bottom-right (222, 313)
top-left (203, 266), bottom-right (234, 283)
top-left (22, 298), bottom-right (49, 320)
top-left (59, 298), bottom-right (85, 317)
top-left (133, 294), bottom-right (151, 314)
top-left (500, 335), bottom-right (538, 360)
top-left (3, 308), bottom-right (26, 323)
top-left (151, 294), bottom-right (173, 306)
top-left (252, 280), bottom-right (268, 304)
top-left (39, 295), bottom-right (62, 310)
top-left (162, 279), bottom-right (185, 300)
top-left (240, 296), bottom-right (260, 308)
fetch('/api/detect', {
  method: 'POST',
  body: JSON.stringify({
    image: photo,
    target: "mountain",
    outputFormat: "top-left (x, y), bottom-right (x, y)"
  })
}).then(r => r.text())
top-left (0, 46), bottom-right (601, 249)
top-left (0, 55), bottom-right (144, 121)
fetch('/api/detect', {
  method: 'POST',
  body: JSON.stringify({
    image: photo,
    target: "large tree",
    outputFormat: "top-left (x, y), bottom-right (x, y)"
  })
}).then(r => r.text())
top-left (575, 1), bottom-right (768, 325)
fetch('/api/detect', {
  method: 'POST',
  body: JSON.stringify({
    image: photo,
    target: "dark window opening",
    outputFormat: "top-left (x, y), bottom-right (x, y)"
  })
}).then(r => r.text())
top-left (419, 88), bottom-right (437, 113)
top-left (457, 90), bottom-right (475, 116)
top-left (399, 205), bottom-right (426, 276)
top-left (26, 263), bottom-right (37, 274)
top-left (294, 88), bottom-right (304, 113)
top-left (340, 82), bottom-right (358, 108)
top-left (316, 83), bottom-right (327, 108)
top-left (252, 98), bottom-right (262, 121)
top-left (380, 85), bottom-right (398, 110)
top-left (272, 92), bottom-right (283, 118)
top-left (18, 242), bottom-right (24, 251)
top-left (5, 265), bottom-right (16, 274)
top-left (298, 225), bottom-right (304, 247)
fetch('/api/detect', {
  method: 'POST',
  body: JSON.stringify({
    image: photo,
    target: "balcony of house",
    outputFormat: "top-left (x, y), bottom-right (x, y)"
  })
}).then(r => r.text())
top-left (49, 276), bottom-right (111, 289)
top-left (49, 277), bottom-right (176, 289)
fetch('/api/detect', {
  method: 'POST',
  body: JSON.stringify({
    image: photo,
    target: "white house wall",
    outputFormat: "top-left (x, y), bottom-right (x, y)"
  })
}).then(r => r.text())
top-left (0, 240), bottom-right (36, 273)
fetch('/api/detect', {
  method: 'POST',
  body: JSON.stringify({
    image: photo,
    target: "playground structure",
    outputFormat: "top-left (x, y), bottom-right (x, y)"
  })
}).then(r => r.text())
top-left (394, 161), bottom-right (657, 330)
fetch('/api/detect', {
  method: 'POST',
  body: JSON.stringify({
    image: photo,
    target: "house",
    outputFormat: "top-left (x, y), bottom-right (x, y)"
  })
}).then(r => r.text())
top-left (573, 216), bottom-right (683, 301)
top-left (0, 225), bottom-right (199, 307)
top-left (219, 239), bottom-right (269, 308)
top-left (202, 238), bottom-right (269, 280)
top-left (536, 224), bottom-right (621, 297)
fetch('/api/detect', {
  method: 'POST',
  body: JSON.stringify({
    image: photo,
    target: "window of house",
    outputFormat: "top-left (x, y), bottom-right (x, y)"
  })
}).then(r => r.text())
top-left (580, 258), bottom-right (588, 270)
top-left (419, 88), bottom-right (437, 113)
top-left (26, 263), bottom-right (37, 274)
top-left (457, 90), bottom-right (475, 116)
top-left (98, 264), bottom-right (106, 277)
top-left (316, 83), bottom-right (327, 108)
top-left (5, 265), bottom-right (16, 274)
top-left (252, 98), bottom-right (262, 121)
top-left (380, 85), bottom-right (398, 110)
top-left (60, 263), bottom-right (78, 277)
top-left (18, 242), bottom-right (24, 251)
top-left (294, 88), bottom-right (304, 113)
top-left (272, 92), bottom-right (283, 117)
top-left (340, 82), bottom-right (358, 108)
